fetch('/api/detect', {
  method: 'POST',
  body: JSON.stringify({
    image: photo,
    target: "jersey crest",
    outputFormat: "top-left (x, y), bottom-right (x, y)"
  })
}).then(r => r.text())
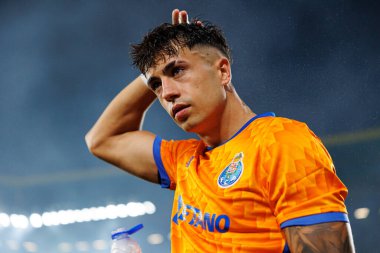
top-left (217, 152), bottom-right (244, 188)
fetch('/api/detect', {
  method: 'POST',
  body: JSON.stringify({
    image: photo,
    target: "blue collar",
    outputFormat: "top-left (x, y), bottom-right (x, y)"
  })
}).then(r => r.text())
top-left (205, 112), bottom-right (276, 151)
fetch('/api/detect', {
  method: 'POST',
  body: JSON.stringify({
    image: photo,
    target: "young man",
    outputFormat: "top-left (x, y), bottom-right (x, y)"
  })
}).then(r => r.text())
top-left (86, 9), bottom-right (355, 253)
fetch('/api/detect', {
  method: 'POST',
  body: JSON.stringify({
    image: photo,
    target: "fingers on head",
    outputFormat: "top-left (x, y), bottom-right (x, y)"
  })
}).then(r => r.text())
top-left (172, 9), bottom-right (180, 24)
top-left (172, 9), bottom-right (188, 24)
top-left (179, 10), bottom-right (188, 24)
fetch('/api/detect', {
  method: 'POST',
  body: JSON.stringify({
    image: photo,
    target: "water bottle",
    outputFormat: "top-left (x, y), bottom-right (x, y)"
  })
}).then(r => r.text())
top-left (111, 224), bottom-right (143, 253)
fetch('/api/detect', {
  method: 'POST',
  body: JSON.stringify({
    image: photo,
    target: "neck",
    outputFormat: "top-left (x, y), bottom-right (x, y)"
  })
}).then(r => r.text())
top-left (197, 89), bottom-right (255, 147)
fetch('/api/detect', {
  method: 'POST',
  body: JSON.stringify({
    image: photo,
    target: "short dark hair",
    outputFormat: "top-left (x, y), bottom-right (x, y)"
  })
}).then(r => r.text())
top-left (130, 21), bottom-right (232, 74)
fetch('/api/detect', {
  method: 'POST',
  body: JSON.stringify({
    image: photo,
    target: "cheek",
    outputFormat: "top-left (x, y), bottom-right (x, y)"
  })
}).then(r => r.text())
top-left (194, 87), bottom-right (226, 116)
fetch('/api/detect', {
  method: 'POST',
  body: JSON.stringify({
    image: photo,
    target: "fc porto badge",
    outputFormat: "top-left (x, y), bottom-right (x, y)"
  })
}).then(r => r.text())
top-left (217, 152), bottom-right (244, 188)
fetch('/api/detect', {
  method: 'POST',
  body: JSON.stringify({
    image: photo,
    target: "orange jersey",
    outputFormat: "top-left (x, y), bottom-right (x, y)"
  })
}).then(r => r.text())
top-left (153, 112), bottom-right (349, 253)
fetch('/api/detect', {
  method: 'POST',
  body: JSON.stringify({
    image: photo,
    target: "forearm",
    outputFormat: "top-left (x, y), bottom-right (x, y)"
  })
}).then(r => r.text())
top-left (284, 222), bottom-right (355, 253)
top-left (85, 75), bottom-right (156, 150)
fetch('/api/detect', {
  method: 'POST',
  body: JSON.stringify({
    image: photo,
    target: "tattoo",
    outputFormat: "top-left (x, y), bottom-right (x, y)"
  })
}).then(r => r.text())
top-left (283, 222), bottom-right (355, 253)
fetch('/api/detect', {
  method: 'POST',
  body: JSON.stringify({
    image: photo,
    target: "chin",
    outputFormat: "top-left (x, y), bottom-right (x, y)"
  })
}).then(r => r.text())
top-left (179, 123), bottom-right (195, 133)
top-left (175, 114), bottom-right (208, 134)
top-left (176, 119), bottom-right (198, 133)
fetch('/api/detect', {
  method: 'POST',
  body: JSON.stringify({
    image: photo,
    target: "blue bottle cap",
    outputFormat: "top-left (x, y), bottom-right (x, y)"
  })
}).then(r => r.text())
top-left (111, 224), bottom-right (144, 239)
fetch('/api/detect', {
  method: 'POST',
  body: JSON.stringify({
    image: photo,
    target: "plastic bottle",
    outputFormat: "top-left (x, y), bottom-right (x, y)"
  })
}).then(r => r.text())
top-left (110, 224), bottom-right (143, 253)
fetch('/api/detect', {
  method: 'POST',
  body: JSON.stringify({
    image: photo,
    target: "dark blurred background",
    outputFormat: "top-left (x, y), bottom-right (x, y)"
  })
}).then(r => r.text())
top-left (0, 0), bottom-right (379, 252)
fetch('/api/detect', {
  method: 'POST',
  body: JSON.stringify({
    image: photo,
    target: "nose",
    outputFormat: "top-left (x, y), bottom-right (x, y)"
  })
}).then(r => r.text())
top-left (161, 78), bottom-right (180, 102)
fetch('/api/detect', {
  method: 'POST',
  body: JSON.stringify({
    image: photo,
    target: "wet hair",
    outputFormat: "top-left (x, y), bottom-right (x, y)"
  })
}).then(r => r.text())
top-left (130, 21), bottom-right (232, 74)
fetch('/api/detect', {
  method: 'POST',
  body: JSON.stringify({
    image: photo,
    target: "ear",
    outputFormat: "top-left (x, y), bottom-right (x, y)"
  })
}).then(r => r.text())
top-left (217, 57), bottom-right (232, 87)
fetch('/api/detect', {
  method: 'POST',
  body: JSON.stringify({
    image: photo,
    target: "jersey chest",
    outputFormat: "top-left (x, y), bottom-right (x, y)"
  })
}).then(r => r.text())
top-left (172, 141), bottom-right (277, 234)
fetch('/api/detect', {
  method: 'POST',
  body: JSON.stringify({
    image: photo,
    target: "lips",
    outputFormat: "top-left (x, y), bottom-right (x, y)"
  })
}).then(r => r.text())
top-left (172, 103), bottom-right (190, 119)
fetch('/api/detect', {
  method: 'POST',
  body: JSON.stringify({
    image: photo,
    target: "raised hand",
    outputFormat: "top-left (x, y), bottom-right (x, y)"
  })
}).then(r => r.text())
top-left (172, 9), bottom-right (189, 24)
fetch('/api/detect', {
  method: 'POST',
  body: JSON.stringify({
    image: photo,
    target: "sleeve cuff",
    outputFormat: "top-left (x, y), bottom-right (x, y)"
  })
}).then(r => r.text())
top-left (153, 136), bottom-right (171, 188)
top-left (280, 212), bottom-right (349, 229)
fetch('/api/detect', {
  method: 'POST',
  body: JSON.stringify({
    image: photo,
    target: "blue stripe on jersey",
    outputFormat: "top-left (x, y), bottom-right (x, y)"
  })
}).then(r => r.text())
top-left (280, 212), bottom-right (349, 229)
top-left (153, 136), bottom-right (171, 188)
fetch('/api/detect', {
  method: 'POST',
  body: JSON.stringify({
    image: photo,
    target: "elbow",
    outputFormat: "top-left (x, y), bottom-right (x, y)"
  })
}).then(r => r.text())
top-left (85, 131), bottom-right (102, 155)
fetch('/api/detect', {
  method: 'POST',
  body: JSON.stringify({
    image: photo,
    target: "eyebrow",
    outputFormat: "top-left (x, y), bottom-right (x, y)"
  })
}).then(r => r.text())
top-left (162, 60), bottom-right (177, 76)
top-left (147, 60), bottom-right (185, 85)
top-left (147, 59), bottom-right (189, 85)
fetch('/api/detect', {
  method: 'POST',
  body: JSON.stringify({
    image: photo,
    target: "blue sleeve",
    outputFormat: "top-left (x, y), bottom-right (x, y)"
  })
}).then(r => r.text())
top-left (152, 136), bottom-right (171, 188)
top-left (280, 212), bottom-right (349, 229)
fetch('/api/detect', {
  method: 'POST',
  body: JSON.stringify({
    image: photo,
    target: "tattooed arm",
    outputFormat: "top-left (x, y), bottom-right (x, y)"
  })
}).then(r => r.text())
top-left (283, 222), bottom-right (356, 253)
